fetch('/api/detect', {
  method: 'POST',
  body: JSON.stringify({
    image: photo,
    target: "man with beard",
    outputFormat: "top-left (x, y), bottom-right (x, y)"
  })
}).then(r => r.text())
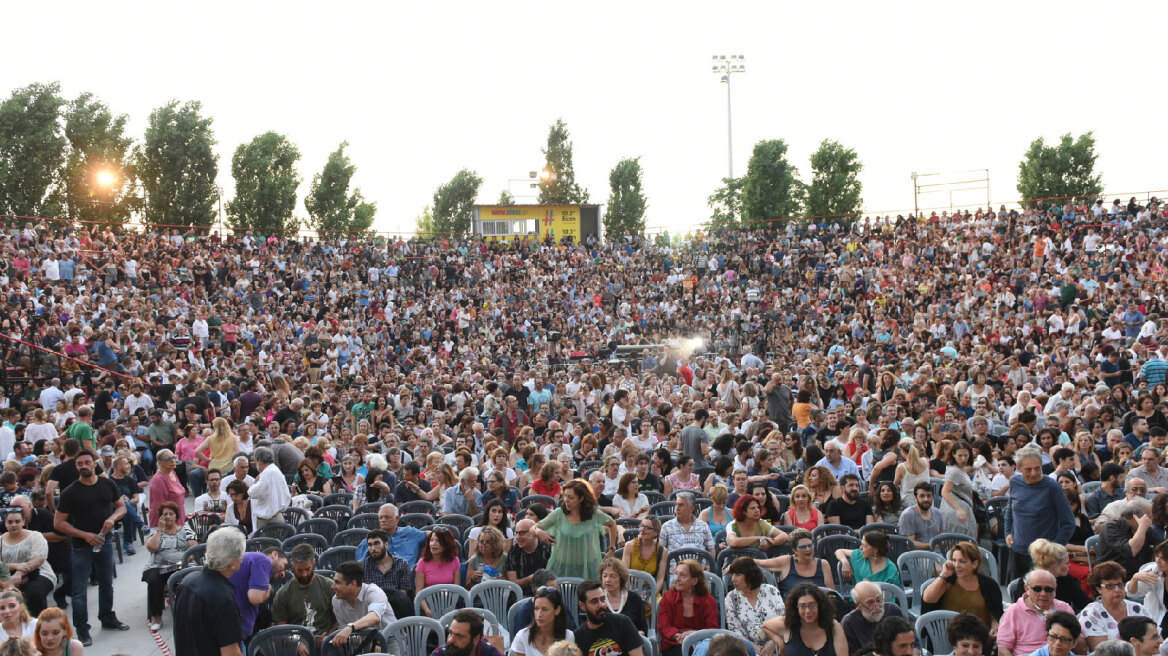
top-left (840, 582), bottom-right (914, 656)
top-left (361, 529), bottom-right (413, 618)
top-left (574, 579), bottom-right (644, 656)
top-left (825, 474), bottom-right (874, 531)
top-left (272, 544), bottom-right (337, 646)
top-left (898, 482), bottom-right (945, 550)
top-left (54, 450), bottom-right (128, 646)
top-left (430, 608), bottom-right (503, 656)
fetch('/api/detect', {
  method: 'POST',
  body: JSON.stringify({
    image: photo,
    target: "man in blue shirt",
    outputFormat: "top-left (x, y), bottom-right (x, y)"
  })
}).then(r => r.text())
top-left (1004, 447), bottom-right (1076, 576)
top-left (354, 503), bottom-right (426, 566)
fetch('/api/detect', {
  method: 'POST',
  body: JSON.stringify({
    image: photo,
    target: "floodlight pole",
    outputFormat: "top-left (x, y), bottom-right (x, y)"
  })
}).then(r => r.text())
top-left (712, 55), bottom-right (746, 180)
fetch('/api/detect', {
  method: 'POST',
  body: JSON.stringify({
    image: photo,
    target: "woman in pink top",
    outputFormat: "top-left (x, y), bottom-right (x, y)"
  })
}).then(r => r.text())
top-left (414, 527), bottom-right (461, 616)
top-left (148, 450), bottom-right (187, 527)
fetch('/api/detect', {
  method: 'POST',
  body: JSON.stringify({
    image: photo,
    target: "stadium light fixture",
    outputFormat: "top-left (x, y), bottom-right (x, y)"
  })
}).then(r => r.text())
top-left (711, 55), bottom-right (746, 180)
top-left (95, 169), bottom-right (116, 187)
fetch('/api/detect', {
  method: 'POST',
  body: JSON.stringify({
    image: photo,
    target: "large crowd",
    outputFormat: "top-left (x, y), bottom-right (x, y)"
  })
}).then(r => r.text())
top-left (0, 194), bottom-right (1164, 656)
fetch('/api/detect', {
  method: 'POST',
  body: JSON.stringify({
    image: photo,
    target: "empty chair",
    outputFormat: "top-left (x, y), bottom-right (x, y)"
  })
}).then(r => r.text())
top-left (664, 548), bottom-right (718, 586)
top-left (469, 580), bottom-right (522, 626)
top-left (916, 610), bottom-right (958, 654)
top-left (814, 535), bottom-right (860, 562)
top-left (185, 512), bottom-right (222, 543)
top-left (1085, 535), bottom-right (1099, 568)
top-left (520, 494), bottom-right (556, 510)
top-left (251, 523), bottom-right (296, 542)
top-left (643, 491), bottom-right (666, 506)
top-left (858, 523), bottom-right (899, 538)
top-left (332, 528), bottom-right (370, 548)
top-left (705, 572), bottom-right (726, 629)
top-left (298, 518), bottom-right (340, 542)
top-left (323, 492), bottom-right (354, 507)
top-left (896, 551), bottom-right (944, 615)
top-left (400, 500), bottom-right (438, 517)
top-left (440, 513), bottom-right (475, 535)
top-left (284, 507), bottom-right (312, 528)
top-left (650, 501), bottom-right (676, 517)
top-left (318, 546), bottom-right (357, 571)
top-left (320, 627), bottom-right (386, 656)
top-left (715, 548), bottom-right (766, 574)
top-left (812, 524), bottom-right (857, 541)
top-left (315, 504), bottom-right (353, 526)
top-left (556, 577), bottom-right (584, 623)
top-left (874, 581), bottom-right (909, 610)
top-left (282, 533), bottom-right (330, 556)
top-left (885, 535), bottom-right (915, 565)
top-left (929, 532), bottom-right (974, 556)
top-left (400, 513), bottom-right (436, 530)
top-left (347, 513), bottom-right (380, 531)
top-left (247, 537), bottom-right (283, 553)
top-left (182, 544), bottom-right (207, 568)
top-left (245, 624), bottom-right (316, 656)
top-left (383, 616), bottom-right (443, 656)
top-left (414, 584), bottom-right (471, 618)
top-left (354, 502), bottom-right (383, 515)
top-left (167, 566), bottom-right (201, 620)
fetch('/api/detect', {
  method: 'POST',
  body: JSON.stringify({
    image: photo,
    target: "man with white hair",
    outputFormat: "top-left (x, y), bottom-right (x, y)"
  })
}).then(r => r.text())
top-left (1044, 382), bottom-right (1077, 415)
top-left (221, 456), bottom-right (255, 488)
top-left (841, 581), bottom-right (914, 656)
top-left (249, 446), bottom-right (291, 528)
top-left (1004, 446), bottom-right (1075, 575)
top-left (175, 527), bottom-right (246, 656)
top-left (443, 466), bottom-right (481, 516)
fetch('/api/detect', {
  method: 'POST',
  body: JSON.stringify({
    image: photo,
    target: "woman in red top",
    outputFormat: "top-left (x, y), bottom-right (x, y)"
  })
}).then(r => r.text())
top-left (658, 560), bottom-right (720, 656)
top-left (783, 484), bottom-right (824, 531)
top-left (530, 460), bottom-right (562, 499)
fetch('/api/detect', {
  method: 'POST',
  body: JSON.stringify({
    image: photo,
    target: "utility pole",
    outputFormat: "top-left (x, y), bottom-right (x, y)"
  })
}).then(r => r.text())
top-left (712, 55), bottom-right (746, 180)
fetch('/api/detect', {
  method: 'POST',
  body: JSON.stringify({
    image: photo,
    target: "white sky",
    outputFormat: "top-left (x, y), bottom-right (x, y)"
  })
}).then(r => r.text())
top-left (6, 1), bottom-right (1168, 235)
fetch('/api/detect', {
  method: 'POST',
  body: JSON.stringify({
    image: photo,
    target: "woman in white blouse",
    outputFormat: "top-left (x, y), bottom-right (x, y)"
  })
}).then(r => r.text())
top-left (725, 556), bottom-right (785, 656)
top-left (613, 472), bottom-right (649, 519)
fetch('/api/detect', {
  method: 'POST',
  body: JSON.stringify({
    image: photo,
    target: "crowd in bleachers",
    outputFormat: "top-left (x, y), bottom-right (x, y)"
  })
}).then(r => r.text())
top-left (0, 194), bottom-right (1166, 656)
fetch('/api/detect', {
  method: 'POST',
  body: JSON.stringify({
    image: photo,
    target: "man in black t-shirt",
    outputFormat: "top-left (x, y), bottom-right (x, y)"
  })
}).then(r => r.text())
top-left (826, 473), bottom-right (874, 530)
top-left (574, 580), bottom-right (644, 656)
top-left (53, 451), bottom-right (128, 645)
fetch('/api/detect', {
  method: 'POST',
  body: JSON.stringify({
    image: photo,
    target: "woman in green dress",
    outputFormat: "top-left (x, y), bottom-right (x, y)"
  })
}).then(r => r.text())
top-left (530, 479), bottom-right (622, 579)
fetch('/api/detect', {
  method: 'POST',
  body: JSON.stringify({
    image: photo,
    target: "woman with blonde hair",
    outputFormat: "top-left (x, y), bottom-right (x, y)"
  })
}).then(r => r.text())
top-left (623, 515), bottom-right (667, 593)
top-left (698, 483), bottom-right (732, 540)
top-left (783, 484), bottom-right (823, 530)
top-left (599, 557), bottom-right (647, 633)
top-left (194, 417), bottom-right (242, 473)
top-left (1028, 538), bottom-right (1091, 612)
top-left (0, 638), bottom-right (36, 656)
top-left (0, 589), bottom-right (33, 640)
top-left (894, 437), bottom-right (930, 505)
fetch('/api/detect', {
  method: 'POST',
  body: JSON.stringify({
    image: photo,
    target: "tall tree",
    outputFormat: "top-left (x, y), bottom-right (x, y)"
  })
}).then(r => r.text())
top-left (413, 204), bottom-right (435, 239)
top-left (0, 82), bottom-right (67, 220)
top-left (62, 92), bottom-right (135, 227)
top-left (604, 157), bottom-right (647, 234)
top-left (432, 169), bottom-right (482, 235)
top-left (304, 141), bottom-right (376, 234)
top-left (740, 139), bottom-right (804, 226)
top-left (805, 139), bottom-right (864, 223)
top-left (497, 189), bottom-right (515, 205)
top-left (1017, 132), bottom-right (1103, 207)
top-left (537, 118), bottom-right (588, 204)
top-left (707, 177), bottom-right (743, 228)
top-left (227, 132), bottom-right (301, 234)
top-left (137, 100), bottom-right (219, 228)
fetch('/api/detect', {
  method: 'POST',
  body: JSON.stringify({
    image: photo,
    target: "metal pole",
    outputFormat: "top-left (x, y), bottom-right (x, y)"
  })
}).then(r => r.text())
top-left (985, 169), bottom-right (991, 210)
top-left (726, 70), bottom-right (734, 180)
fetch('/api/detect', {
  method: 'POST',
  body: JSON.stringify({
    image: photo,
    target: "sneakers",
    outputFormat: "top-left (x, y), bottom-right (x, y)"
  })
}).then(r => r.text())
top-left (123, 543), bottom-right (137, 555)
top-left (101, 619), bottom-right (130, 631)
top-left (148, 620), bottom-right (162, 632)
top-left (78, 632), bottom-right (92, 647)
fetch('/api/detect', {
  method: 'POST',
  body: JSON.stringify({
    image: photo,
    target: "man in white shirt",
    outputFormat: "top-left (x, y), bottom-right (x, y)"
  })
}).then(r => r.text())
top-left (329, 562), bottom-right (396, 651)
top-left (249, 446), bottom-right (290, 528)
top-left (123, 383), bottom-right (154, 417)
top-left (195, 469), bottom-right (229, 515)
top-left (222, 456), bottom-right (256, 488)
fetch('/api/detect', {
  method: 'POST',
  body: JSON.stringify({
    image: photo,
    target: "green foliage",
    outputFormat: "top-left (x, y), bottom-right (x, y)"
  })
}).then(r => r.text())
top-left (432, 169), bottom-right (482, 235)
top-left (1016, 132), bottom-right (1103, 207)
top-left (62, 92), bottom-right (135, 227)
top-left (0, 82), bottom-right (67, 220)
top-left (604, 157), bottom-right (647, 235)
top-left (740, 139), bottom-right (805, 226)
top-left (805, 139), bottom-right (863, 223)
top-left (707, 177), bottom-right (744, 228)
top-left (414, 204), bottom-right (435, 239)
top-left (537, 118), bottom-right (588, 204)
top-left (137, 100), bottom-right (219, 228)
top-left (227, 131), bottom-right (301, 234)
top-left (304, 141), bottom-right (376, 235)
top-left (497, 189), bottom-right (515, 205)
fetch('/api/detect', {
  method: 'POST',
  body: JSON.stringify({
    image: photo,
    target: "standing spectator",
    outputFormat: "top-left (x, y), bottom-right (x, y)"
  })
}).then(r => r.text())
top-left (52, 450), bottom-right (127, 646)
top-left (147, 449), bottom-right (186, 527)
top-left (249, 445), bottom-right (291, 528)
top-left (530, 480), bottom-right (622, 580)
top-left (1005, 447), bottom-right (1075, 575)
top-left (173, 528), bottom-right (246, 656)
top-left (231, 545), bottom-right (287, 641)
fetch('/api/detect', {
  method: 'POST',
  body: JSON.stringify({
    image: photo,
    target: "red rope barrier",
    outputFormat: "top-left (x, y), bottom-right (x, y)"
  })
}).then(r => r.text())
top-left (0, 333), bottom-right (134, 380)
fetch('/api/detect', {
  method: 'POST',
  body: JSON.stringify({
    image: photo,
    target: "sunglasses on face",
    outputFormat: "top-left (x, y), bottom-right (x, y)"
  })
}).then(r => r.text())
top-left (1029, 585), bottom-right (1056, 594)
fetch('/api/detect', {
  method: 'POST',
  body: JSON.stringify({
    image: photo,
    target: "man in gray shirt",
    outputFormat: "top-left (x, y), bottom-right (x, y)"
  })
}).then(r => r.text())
top-left (679, 409), bottom-right (711, 468)
top-left (764, 372), bottom-right (792, 429)
top-left (898, 482), bottom-right (945, 549)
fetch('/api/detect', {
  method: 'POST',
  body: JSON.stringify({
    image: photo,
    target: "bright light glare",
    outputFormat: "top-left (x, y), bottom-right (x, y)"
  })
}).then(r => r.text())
top-left (539, 168), bottom-right (552, 182)
top-left (95, 170), bottom-right (116, 187)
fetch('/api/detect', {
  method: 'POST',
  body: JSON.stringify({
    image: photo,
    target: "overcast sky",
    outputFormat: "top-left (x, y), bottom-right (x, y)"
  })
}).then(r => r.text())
top-left (7, 1), bottom-right (1167, 235)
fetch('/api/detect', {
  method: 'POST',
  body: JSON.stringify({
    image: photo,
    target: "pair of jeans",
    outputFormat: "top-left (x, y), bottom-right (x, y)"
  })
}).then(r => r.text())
top-left (187, 466), bottom-right (206, 497)
top-left (70, 539), bottom-right (116, 633)
top-left (121, 499), bottom-right (143, 544)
